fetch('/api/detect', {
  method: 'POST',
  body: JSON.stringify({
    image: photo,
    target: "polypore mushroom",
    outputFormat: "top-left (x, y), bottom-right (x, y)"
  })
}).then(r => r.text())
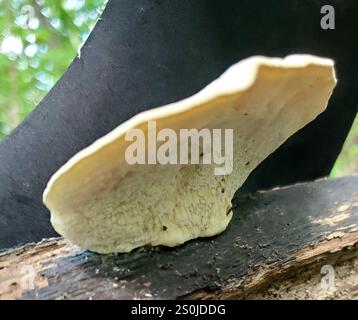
top-left (43, 55), bottom-right (336, 254)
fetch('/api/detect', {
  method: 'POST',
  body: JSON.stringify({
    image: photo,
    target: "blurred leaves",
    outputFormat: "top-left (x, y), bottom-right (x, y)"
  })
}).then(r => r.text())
top-left (331, 114), bottom-right (358, 177)
top-left (0, 0), bottom-right (107, 136)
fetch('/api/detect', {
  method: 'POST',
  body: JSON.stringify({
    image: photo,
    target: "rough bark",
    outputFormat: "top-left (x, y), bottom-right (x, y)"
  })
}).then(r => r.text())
top-left (0, 175), bottom-right (357, 300)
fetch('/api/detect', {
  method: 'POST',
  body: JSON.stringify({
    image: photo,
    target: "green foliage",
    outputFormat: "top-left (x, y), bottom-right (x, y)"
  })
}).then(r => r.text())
top-left (0, 0), bottom-right (106, 136)
top-left (331, 114), bottom-right (358, 177)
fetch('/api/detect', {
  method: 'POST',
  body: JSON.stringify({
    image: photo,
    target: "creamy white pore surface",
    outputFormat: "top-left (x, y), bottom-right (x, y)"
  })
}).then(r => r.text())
top-left (43, 55), bottom-right (336, 253)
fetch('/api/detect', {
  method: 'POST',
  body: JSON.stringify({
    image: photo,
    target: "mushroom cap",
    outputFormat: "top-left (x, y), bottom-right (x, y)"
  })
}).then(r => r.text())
top-left (43, 55), bottom-right (336, 253)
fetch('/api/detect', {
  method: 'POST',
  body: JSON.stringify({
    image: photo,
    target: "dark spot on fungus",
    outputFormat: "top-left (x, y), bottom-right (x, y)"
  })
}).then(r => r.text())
top-left (226, 207), bottom-right (233, 215)
top-left (162, 226), bottom-right (167, 231)
top-left (246, 161), bottom-right (250, 166)
top-left (244, 112), bottom-right (248, 116)
top-left (221, 188), bottom-right (225, 193)
top-left (200, 153), bottom-right (203, 157)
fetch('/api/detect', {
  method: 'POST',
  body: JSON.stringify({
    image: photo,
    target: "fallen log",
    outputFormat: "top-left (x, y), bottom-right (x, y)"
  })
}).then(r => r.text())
top-left (0, 175), bottom-right (357, 300)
